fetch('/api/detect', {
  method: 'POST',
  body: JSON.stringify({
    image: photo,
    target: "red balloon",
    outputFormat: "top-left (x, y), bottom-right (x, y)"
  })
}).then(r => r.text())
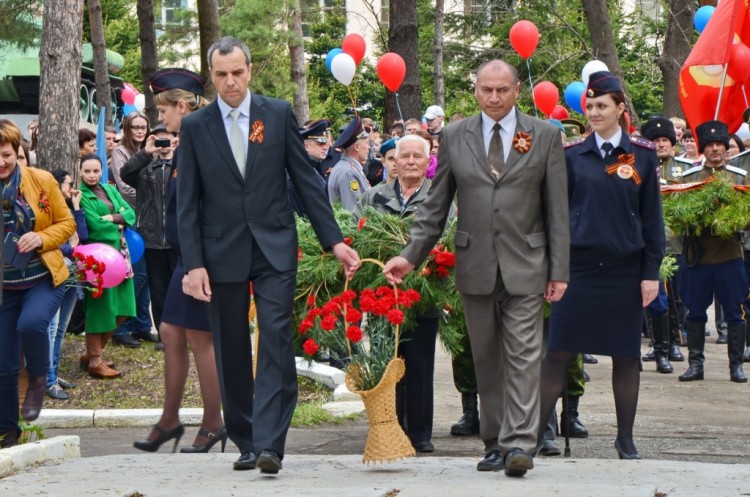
top-left (376, 53), bottom-right (406, 92)
top-left (729, 43), bottom-right (750, 83)
top-left (533, 81), bottom-right (559, 117)
top-left (342, 34), bottom-right (366, 65)
top-left (509, 20), bottom-right (540, 60)
top-left (550, 105), bottom-right (569, 120)
top-left (580, 92), bottom-right (587, 115)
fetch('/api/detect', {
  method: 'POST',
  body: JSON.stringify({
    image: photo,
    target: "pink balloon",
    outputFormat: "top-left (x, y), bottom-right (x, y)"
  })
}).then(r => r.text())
top-left (121, 85), bottom-right (138, 105)
top-left (73, 243), bottom-right (128, 289)
top-left (342, 34), bottom-right (366, 65)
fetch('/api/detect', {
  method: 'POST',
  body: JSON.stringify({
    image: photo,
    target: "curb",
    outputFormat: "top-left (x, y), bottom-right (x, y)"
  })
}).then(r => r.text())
top-left (34, 359), bottom-right (364, 430)
top-left (0, 436), bottom-right (80, 478)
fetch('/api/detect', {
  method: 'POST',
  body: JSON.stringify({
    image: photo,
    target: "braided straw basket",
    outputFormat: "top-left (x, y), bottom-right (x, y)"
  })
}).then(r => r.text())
top-left (343, 258), bottom-right (416, 463)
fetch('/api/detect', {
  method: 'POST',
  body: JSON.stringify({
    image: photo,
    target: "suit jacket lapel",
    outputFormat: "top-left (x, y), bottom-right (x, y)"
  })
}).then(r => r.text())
top-left (465, 115), bottom-right (495, 181)
top-left (204, 101), bottom-right (244, 182)
top-left (244, 95), bottom-right (266, 182)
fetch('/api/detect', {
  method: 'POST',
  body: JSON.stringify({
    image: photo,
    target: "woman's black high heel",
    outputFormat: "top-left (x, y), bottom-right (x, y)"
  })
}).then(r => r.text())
top-left (133, 423), bottom-right (185, 453)
top-left (614, 439), bottom-right (641, 460)
top-left (179, 426), bottom-right (227, 453)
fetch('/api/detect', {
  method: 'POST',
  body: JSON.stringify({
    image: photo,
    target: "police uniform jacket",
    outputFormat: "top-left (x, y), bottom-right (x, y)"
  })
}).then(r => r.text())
top-left (565, 133), bottom-right (665, 280)
top-left (327, 154), bottom-right (370, 211)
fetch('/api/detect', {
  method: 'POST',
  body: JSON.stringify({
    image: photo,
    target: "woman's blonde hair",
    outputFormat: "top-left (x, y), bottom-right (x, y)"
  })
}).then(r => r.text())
top-left (154, 88), bottom-right (209, 112)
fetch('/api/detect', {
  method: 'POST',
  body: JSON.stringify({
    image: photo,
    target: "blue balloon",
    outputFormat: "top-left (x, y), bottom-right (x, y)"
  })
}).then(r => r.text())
top-left (564, 81), bottom-right (586, 115)
top-left (326, 48), bottom-right (343, 72)
top-left (694, 6), bottom-right (715, 34)
top-left (122, 103), bottom-right (137, 116)
top-left (124, 227), bottom-right (145, 264)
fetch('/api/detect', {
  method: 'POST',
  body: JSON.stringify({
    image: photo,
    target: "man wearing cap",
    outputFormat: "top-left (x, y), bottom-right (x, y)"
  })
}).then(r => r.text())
top-left (424, 105), bottom-right (445, 135)
top-left (384, 59), bottom-right (569, 477)
top-left (730, 117), bottom-right (750, 362)
top-left (177, 36), bottom-right (360, 474)
top-left (288, 120), bottom-right (330, 216)
top-left (327, 116), bottom-right (371, 211)
top-left (679, 120), bottom-right (748, 384)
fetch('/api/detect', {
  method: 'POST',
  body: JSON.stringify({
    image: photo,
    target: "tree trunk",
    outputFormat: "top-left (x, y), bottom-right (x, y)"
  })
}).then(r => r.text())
top-left (136, 0), bottom-right (158, 124)
top-left (433, 0), bottom-right (445, 109)
top-left (658, 0), bottom-right (694, 119)
top-left (87, 0), bottom-right (112, 125)
top-left (386, 0), bottom-right (421, 126)
top-left (582, 0), bottom-right (639, 126)
top-left (289, 0), bottom-right (309, 124)
top-left (38, 0), bottom-right (84, 174)
top-left (197, 0), bottom-right (221, 100)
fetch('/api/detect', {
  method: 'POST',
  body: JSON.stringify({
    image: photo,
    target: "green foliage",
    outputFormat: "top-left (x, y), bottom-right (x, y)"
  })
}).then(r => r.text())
top-left (659, 255), bottom-right (678, 281)
top-left (18, 419), bottom-right (45, 444)
top-left (0, 0), bottom-right (42, 50)
top-left (662, 177), bottom-right (750, 237)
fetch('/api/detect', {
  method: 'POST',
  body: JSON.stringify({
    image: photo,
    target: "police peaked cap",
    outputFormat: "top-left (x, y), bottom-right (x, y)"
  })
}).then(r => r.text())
top-left (148, 68), bottom-right (206, 96)
top-left (300, 119), bottom-right (331, 143)
top-left (641, 116), bottom-right (676, 146)
top-left (333, 116), bottom-right (368, 149)
top-left (586, 71), bottom-right (623, 98)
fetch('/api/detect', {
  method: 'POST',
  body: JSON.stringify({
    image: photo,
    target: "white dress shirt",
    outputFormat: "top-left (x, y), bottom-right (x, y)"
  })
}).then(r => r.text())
top-left (481, 107), bottom-right (517, 163)
top-left (217, 92), bottom-right (252, 158)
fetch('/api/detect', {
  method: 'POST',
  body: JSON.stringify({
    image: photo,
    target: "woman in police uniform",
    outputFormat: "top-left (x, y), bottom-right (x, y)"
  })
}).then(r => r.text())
top-left (538, 72), bottom-right (665, 460)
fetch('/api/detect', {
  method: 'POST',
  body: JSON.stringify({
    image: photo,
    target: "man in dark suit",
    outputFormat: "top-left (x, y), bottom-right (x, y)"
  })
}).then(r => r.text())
top-left (177, 37), bottom-right (359, 474)
top-left (384, 60), bottom-right (569, 477)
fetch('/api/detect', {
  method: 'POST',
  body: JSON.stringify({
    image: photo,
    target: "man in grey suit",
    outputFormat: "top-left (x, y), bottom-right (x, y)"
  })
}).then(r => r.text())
top-left (178, 37), bottom-right (359, 474)
top-left (384, 60), bottom-right (569, 477)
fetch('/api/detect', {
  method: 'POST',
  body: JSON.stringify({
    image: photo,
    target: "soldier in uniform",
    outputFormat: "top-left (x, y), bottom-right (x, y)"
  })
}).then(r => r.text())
top-left (730, 122), bottom-right (750, 363)
top-left (679, 121), bottom-right (748, 383)
top-left (288, 120), bottom-right (330, 217)
top-left (327, 116), bottom-right (371, 211)
top-left (640, 116), bottom-right (688, 372)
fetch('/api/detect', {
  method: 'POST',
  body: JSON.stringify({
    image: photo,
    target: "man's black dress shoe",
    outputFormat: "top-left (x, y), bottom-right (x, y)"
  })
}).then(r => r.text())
top-left (476, 450), bottom-right (503, 472)
top-left (504, 447), bottom-right (533, 477)
top-left (582, 353), bottom-right (598, 364)
top-left (112, 334), bottom-right (141, 348)
top-left (257, 449), bottom-right (282, 474)
top-left (133, 330), bottom-right (158, 343)
top-left (233, 451), bottom-right (258, 470)
top-left (412, 441), bottom-right (434, 453)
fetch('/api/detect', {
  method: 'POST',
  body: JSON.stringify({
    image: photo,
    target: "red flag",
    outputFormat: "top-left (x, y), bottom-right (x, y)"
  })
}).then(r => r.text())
top-left (678, 0), bottom-right (750, 134)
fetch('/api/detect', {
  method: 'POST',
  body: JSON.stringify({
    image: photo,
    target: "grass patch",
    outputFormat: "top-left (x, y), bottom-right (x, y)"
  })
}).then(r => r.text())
top-left (47, 334), bottom-right (358, 427)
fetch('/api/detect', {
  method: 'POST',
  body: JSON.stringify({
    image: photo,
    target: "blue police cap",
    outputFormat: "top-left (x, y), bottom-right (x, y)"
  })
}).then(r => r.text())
top-left (148, 68), bottom-right (206, 96)
top-left (379, 138), bottom-right (398, 156)
top-left (586, 71), bottom-right (623, 98)
top-left (641, 116), bottom-right (676, 146)
top-left (300, 119), bottom-right (330, 143)
top-left (695, 120), bottom-right (730, 153)
top-left (333, 116), bottom-right (368, 149)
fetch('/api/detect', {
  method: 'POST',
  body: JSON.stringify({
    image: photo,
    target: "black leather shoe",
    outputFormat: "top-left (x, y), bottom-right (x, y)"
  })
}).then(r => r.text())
top-left (655, 356), bottom-right (674, 373)
top-left (257, 449), bottom-right (282, 474)
top-left (476, 450), bottom-right (503, 472)
top-left (133, 423), bottom-right (184, 453)
top-left (614, 439), bottom-right (641, 459)
top-left (582, 353), bottom-right (598, 364)
top-left (233, 451), bottom-right (258, 470)
top-left (21, 376), bottom-right (46, 421)
top-left (133, 330), bottom-right (158, 343)
top-left (641, 348), bottom-right (655, 362)
top-left (412, 441), bottom-right (434, 453)
top-left (717, 333), bottom-right (728, 344)
top-left (504, 447), bottom-right (533, 477)
top-left (112, 333), bottom-right (141, 348)
top-left (669, 344), bottom-right (685, 362)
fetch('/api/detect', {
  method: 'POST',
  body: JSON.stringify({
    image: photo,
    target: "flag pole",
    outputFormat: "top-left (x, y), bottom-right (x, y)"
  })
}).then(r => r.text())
top-left (714, 63), bottom-right (730, 120)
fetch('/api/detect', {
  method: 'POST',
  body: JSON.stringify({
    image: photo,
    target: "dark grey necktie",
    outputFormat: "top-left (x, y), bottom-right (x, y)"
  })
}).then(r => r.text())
top-left (488, 123), bottom-right (504, 179)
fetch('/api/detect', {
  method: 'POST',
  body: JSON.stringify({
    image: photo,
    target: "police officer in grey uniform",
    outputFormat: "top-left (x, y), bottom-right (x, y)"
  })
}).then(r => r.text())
top-left (327, 116), bottom-right (371, 211)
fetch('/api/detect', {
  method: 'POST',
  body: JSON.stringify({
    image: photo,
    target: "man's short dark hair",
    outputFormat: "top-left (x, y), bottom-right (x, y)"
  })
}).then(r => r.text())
top-left (207, 36), bottom-right (251, 68)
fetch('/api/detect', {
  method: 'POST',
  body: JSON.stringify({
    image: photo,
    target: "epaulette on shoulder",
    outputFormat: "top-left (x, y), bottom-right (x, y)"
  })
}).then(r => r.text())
top-left (630, 136), bottom-right (655, 150)
top-left (673, 155), bottom-right (695, 166)
top-left (564, 138), bottom-right (585, 149)
top-left (726, 165), bottom-right (748, 176)
top-left (680, 165), bottom-right (703, 177)
top-left (731, 148), bottom-right (750, 165)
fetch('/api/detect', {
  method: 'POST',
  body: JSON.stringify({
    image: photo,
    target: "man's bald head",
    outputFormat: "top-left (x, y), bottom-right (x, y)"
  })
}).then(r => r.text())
top-left (476, 60), bottom-right (520, 86)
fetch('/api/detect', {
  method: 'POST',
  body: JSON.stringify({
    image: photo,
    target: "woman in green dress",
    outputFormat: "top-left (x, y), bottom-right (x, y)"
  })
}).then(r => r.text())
top-left (79, 154), bottom-right (136, 378)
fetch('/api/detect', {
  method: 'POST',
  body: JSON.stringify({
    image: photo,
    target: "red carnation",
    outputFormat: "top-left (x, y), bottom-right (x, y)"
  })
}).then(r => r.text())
top-left (357, 218), bottom-right (366, 231)
top-left (91, 287), bottom-right (104, 299)
top-left (297, 248), bottom-right (303, 260)
top-left (359, 295), bottom-right (376, 313)
top-left (435, 251), bottom-right (455, 267)
top-left (436, 266), bottom-right (450, 279)
top-left (422, 266), bottom-right (432, 276)
top-left (373, 299), bottom-right (392, 316)
top-left (298, 319), bottom-right (314, 335)
top-left (341, 289), bottom-right (357, 303)
top-left (345, 308), bottom-right (362, 323)
top-left (307, 307), bottom-right (323, 319)
top-left (346, 325), bottom-right (363, 343)
top-left (307, 294), bottom-right (316, 307)
top-left (343, 236), bottom-right (353, 246)
top-left (320, 314), bottom-right (338, 331)
top-left (302, 338), bottom-right (319, 356)
top-left (386, 309), bottom-right (404, 325)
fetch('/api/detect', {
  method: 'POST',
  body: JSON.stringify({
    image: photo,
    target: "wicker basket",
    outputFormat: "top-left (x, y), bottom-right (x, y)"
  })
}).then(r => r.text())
top-left (345, 356), bottom-right (415, 463)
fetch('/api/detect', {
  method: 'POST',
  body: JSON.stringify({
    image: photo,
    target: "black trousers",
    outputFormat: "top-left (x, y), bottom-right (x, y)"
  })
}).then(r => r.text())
top-left (208, 242), bottom-right (297, 458)
top-left (396, 316), bottom-right (439, 444)
top-left (144, 248), bottom-right (178, 331)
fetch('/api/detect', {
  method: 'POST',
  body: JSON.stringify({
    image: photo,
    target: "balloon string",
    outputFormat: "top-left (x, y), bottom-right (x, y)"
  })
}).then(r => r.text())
top-left (526, 59), bottom-right (538, 119)
top-left (346, 86), bottom-right (358, 117)
top-left (394, 92), bottom-right (404, 122)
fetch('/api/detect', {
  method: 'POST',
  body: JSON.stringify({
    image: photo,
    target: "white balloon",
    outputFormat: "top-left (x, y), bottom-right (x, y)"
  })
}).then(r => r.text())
top-left (331, 53), bottom-right (356, 86)
top-left (581, 60), bottom-right (610, 85)
top-left (134, 93), bottom-right (146, 111)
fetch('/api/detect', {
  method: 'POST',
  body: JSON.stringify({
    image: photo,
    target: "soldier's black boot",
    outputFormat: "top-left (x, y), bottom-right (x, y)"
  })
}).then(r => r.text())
top-left (743, 320), bottom-right (750, 363)
top-left (652, 313), bottom-right (674, 373)
top-left (727, 322), bottom-right (748, 383)
top-left (450, 393), bottom-right (480, 436)
top-left (679, 321), bottom-right (705, 382)
top-left (560, 395), bottom-right (588, 438)
top-left (669, 326), bottom-right (685, 361)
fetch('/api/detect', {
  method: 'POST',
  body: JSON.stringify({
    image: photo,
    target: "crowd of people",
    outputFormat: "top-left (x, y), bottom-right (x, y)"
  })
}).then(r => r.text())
top-left (2, 36), bottom-right (748, 482)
